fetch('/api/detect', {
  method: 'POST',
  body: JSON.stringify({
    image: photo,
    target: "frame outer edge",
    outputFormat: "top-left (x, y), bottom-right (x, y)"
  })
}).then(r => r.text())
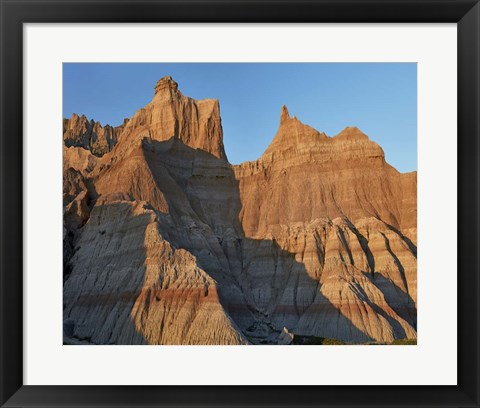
top-left (0, 0), bottom-right (479, 407)
top-left (458, 1), bottom-right (480, 405)
top-left (0, 0), bottom-right (4, 404)
top-left (0, 0), bottom-right (24, 406)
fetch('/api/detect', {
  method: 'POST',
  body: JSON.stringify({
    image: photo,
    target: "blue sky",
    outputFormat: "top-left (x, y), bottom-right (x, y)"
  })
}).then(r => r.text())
top-left (63, 63), bottom-right (417, 172)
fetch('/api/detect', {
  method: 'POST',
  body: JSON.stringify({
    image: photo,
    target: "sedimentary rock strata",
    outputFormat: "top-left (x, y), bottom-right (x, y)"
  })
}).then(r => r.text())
top-left (63, 76), bottom-right (417, 345)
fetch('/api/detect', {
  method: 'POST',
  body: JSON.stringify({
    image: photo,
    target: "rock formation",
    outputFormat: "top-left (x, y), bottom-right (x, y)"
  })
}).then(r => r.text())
top-left (63, 76), bottom-right (417, 345)
top-left (63, 114), bottom-right (127, 157)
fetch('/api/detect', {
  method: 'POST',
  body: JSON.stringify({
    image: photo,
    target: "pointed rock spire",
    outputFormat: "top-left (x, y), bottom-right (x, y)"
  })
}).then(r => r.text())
top-left (261, 105), bottom-right (324, 156)
top-left (280, 105), bottom-right (290, 124)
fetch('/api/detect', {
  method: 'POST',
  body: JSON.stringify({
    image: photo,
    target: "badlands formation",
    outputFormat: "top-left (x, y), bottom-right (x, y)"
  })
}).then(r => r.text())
top-left (63, 76), bottom-right (417, 345)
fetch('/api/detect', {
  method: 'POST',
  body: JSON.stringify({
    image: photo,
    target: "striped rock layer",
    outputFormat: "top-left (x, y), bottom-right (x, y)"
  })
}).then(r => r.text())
top-left (63, 76), bottom-right (416, 345)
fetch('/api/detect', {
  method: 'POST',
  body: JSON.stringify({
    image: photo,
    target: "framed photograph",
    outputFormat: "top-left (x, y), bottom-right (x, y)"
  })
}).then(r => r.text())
top-left (1, 0), bottom-right (479, 407)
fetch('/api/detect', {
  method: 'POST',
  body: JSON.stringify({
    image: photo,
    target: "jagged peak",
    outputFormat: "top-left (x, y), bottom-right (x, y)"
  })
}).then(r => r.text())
top-left (67, 113), bottom-right (87, 122)
top-left (121, 77), bottom-right (228, 161)
top-left (280, 105), bottom-right (290, 124)
top-left (279, 105), bottom-right (304, 127)
top-left (65, 113), bottom-right (90, 128)
top-left (262, 110), bottom-right (384, 161)
top-left (154, 76), bottom-right (179, 94)
top-left (66, 113), bottom-right (105, 129)
top-left (262, 106), bottom-right (324, 157)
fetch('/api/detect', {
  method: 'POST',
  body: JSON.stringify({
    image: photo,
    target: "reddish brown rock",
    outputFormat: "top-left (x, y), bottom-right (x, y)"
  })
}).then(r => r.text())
top-left (63, 114), bottom-right (126, 157)
top-left (234, 107), bottom-right (415, 236)
top-left (119, 76), bottom-right (227, 160)
top-left (63, 77), bottom-right (417, 345)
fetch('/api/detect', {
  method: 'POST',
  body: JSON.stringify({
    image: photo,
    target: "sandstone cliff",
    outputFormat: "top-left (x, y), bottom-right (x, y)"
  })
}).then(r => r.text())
top-left (63, 76), bottom-right (417, 345)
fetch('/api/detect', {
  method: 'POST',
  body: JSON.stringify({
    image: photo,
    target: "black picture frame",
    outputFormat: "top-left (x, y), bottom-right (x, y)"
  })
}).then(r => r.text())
top-left (1, 0), bottom-right (479, 407)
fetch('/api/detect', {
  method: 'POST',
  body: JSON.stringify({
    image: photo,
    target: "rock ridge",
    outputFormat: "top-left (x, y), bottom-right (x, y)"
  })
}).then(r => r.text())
top-left (63, 76), bottom-right (417, 345)
top-left (63, 113), bottom-right (128, 157)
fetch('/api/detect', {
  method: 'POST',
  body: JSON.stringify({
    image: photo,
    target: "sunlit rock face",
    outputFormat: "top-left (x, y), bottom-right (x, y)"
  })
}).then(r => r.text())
top-left (63, 77), bottom-right (417, 345)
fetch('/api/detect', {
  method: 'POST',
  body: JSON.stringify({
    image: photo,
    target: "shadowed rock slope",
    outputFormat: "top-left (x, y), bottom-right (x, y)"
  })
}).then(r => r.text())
top-left (63, 76), bottom-right (417, 345)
